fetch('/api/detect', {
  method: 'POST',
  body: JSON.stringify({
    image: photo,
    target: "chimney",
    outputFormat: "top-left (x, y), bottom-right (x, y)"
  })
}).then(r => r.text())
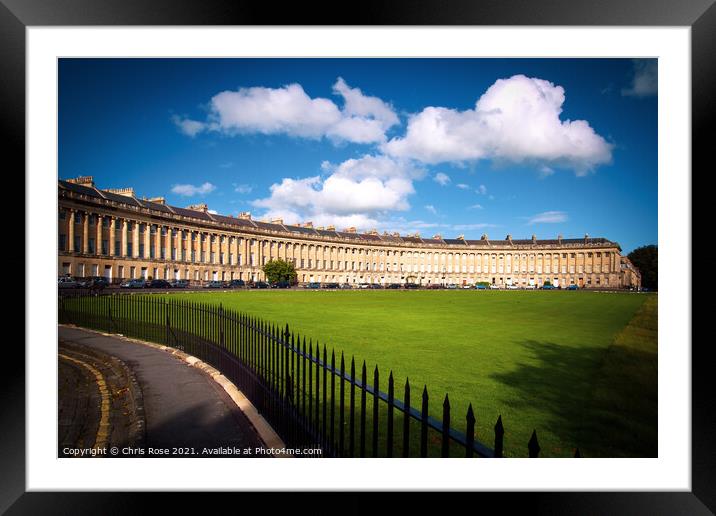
top-left (271, 218), bottom-right (284, 225)
top-left (344, 226), bottom-right (357, 233)
top-left (327, 225), bottom-right (336, 231)
top-left (506, 234), bottom-right (513, 244)
top-left (187, 203), bottom-right (208, 213)
top-left (303, 221), bottom-right (313, 228)
top-left (456, 234), bottom-right (465, 240)
top-left (104, 187), bottom-right (135, 197)
top-left (532, 234), bottom-right (537, 244)
top-left (67, 176), bottom-right (95, 187)
top-left (238, 211), bottom-right (252, 220)
top-left (433, 234), bottom-right (442, 240)
top-left (392, 232), bottom-right (401, 237)
top-left (558, 234), bottom-right (563, 244)
top-left (584, 233), bottom-right (590, 242)
top-left (147, 196), bottom-right (166, 205)
top-left (480, 233), bottom-right (489, 242)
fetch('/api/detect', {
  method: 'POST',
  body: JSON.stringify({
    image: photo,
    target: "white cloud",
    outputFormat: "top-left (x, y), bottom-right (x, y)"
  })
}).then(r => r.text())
top-left (622, 60), bottom-right (657, 98)
top-left (171, 115), bottom-right (206, 137)
top-left (477, 184), bottom-right (487, 195)
top-left (456, 183), bottom-right (470, 190)
top-left (252, 155), bottom-right (421, 231)
top-left (382, 74), bottom-right (613, 174)
top-left (468, 204), bottom-right (483, 210)
top-left (538, 165), bottom-right (555, 177)
top-left (424, 205), bottom-right (438, 215)
top-left (178, 78), bottom-right (398, 145)
top-left (207, 209), bottom-right (218, 215)
top-left (233, 184), bottom-right (253, 194)
top-left (170, 182), bottom-right (216, 197)
top-left (433, 172), bottom-right (451, 186)
top-left (527, 211), bottom-right (568, 224)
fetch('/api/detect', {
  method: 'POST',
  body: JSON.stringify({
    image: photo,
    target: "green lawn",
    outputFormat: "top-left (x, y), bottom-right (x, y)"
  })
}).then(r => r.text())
top-left (154, 289), bottom-right (657, 458)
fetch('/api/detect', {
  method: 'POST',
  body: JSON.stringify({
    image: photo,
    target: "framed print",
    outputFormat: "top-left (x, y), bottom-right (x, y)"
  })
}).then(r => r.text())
top-left (3, 0), bottom-right (711, 512)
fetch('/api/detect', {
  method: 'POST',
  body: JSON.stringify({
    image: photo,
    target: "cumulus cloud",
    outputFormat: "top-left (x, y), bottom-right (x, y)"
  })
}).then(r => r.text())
top-left (456, 183), bottom-right (470, 190)
top-left (527, 211), bottom-right (568, 224)
top-left (172, 115), bottom-right (206, 137)
top-left (233, 183), bottom-right (253, 194)
top-left (622, 60), bottom-right (657, 98)
top-left (477, 184), bottom-right (487, 195)
top-left (170, 182), bottom-right (216, 196)
top-left (433, 172), bottom-right (451, 186)
top-left (468, 204), bottom-right (483, 210)
top-left (382, 74), bottom-right (613, 174)
top-left (538, 165), bottom-right (555, 177)
top-left (176, 78), bottom-right (398, 145)
top-left (424, 205), bottom-right (438, 215)
top-left (252, 155), bottom-right (421, 231)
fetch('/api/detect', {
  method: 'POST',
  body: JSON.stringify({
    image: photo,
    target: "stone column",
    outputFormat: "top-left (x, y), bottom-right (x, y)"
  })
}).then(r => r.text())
top-left (165, 227), bottom-right (172, 261)
top-left (109, 217), bottom-right (116, 256)
top-left (121, 219), bottom-right (128, 256)
top-left (82, 212), bottom-right (90, 254)
top-left (96, 214), bottom-right (103, 255)
top-left (132, 221), bottom-right (140, 257)
top-left (68, 210), bottom-right (75, 252)
top-left (144, 222), bottom-right (150, 259)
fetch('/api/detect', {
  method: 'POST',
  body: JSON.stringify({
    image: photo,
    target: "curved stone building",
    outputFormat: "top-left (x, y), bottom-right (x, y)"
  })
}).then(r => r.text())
top-left (58, 176), bottom-right (641, 289)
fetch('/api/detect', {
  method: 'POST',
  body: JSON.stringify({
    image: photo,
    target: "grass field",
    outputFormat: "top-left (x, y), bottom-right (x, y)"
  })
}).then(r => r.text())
top-left (155, 289), bottom-right (657, 458)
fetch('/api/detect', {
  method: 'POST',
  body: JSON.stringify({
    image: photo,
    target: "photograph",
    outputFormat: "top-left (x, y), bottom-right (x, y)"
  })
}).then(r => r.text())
top-left (56, 57), bottom-right (658, 460)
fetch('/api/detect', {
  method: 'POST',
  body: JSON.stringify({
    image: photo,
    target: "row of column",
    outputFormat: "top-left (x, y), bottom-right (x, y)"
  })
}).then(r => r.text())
top-left (63, 209), bottom-right (617, 273)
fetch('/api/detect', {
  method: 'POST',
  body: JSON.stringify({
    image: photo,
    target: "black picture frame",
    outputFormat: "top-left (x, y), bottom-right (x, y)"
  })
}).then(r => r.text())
top-left (2, 0), bottom-right (710, 512)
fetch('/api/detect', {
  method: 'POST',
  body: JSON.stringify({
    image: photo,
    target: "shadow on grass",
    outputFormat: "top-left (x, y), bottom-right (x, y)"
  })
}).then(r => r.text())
top-left (489, 339), bottom-right (657, 457)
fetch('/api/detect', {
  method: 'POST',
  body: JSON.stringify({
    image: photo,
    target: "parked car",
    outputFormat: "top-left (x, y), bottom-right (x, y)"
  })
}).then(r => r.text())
top-left (148, 279), bottom-right (172, 288)
top-left (58, 276), bottom-right (78, 289)
top-left (228, 279), bottom-right (245, 288)
top-left (322, 282), bottom-right (339, 289)
top-left (358, 283), bottom-right (370, 289)
top-left (446, 284), bottom-right (458, 289)
top-left (475, 284), bottom-right (487, 290)
top-left (506, 284), bottom-right (519, 290)
top-left (74, 277), bottom-right (91, 288)
top-left (462, 284), bottom-right (472, 289)
top-left (271, 280), bottom-right (290, 289)
top-left (339, 283), bottom-right (353, 289)
top-left (253, 281), bottom-right (269, 289)
top-left (304, 282), bottom-right (321, 289)
top-left (489, 284), bottom-right (501, 290)
top-left (169, 279), bottom-right (190, 288)
top-left (120, 279), bottom-right (145, 289)
top-left (426, 284), bottom-right (442, 289)
top-left (404, 283), bottom-right (419, 289)
top-left (369, 283), bottom-right (383, 289)
top-left (567, 284), bottom-right (579, 290)
top-left (387, 283), bottom-right (401, 289)
top-left (542, 284), bottom-right (555, 290)
top-left (205, 280), bottom-right (224, 288)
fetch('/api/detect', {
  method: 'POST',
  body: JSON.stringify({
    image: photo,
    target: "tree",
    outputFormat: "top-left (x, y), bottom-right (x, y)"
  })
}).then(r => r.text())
top-left (262, 258), bottom-right (298, 285)
top-left (627, 245), bottom-right (657, 290)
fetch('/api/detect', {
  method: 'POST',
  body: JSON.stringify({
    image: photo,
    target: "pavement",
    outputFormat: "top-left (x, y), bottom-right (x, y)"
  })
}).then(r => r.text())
top-left (58, 326), bottom-right (265, 457)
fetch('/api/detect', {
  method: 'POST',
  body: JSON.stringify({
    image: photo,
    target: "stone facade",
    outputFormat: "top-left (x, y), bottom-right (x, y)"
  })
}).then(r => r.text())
top-left (58, 177), bottom-right (641, 289)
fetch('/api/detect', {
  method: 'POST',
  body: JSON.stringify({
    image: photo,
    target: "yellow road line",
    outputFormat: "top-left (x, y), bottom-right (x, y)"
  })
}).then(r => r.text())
top-left (59, 353), bottom-right (111, 451)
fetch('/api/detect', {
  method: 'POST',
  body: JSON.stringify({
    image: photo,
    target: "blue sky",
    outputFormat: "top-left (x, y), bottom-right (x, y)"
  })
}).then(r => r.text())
top-left (59, 58), bottom-right (657, 253)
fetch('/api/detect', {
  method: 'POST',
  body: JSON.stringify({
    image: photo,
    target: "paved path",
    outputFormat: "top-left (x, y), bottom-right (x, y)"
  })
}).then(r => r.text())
top-left (59, 326), bottom-right (263, 457)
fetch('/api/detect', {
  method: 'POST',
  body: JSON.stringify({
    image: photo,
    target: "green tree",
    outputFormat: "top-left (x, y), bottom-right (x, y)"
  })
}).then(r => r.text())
top-left (627, 244), bottom-right (658, 290)
top-left (262, 258), bottom-right (298, 285)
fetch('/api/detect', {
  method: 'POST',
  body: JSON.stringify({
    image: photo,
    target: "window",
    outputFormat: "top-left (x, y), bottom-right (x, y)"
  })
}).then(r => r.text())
top-left (127, 243), bottom-right (133, 256)
top-left (88, 238), bottom-right (95, 254)
top-left (139, 244), bottom-right (145, 257)
top-left (74, 236), bottom-right (81, 251)
top-left (59, 210), bottom-right (66, 220)
top-left (102, 240), bottom-right (108, 255)
top-left (58, 234), bottom-right (66, 251)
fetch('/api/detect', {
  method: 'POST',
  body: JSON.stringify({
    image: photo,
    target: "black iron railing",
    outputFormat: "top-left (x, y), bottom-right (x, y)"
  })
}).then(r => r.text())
top-left (59, 293), bottom-right (572, 458)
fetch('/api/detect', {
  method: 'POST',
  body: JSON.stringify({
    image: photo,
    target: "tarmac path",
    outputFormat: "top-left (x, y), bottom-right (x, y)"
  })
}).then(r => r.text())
top-left (58, 326), bottom-right (264, 457)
